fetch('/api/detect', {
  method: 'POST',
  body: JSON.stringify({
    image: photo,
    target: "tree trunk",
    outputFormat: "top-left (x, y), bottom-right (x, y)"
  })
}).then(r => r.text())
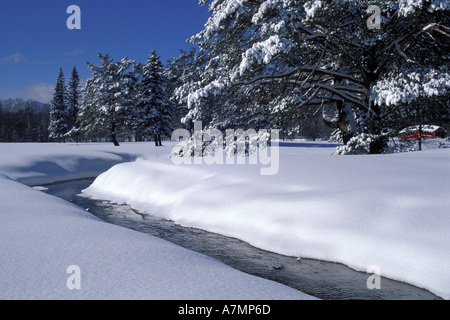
top-left (322, 100), bottom-right (357, 145)
top-left (418, 124), bottom-right (423, 151)
top-left (369, 136), bottom-right (387, 154)
top-left (322, 73), bottom-right (358, 146)
top-left (111, 122), bottom-right (120, 146)
top-left (366, 101), bottom-right (387, 154)
top-left (154, 134), bottom-right (162, 146)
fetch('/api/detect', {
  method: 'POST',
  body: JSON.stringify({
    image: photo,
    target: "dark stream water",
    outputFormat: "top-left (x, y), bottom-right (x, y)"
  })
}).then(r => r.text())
top-left (41, 178), bottom-right (441, 300)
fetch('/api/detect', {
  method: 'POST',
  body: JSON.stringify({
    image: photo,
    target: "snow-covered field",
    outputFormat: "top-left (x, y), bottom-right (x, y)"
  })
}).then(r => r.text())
top-left (1, 141), bottom-right (449, 299)
top-left (0, 143), bottom-right (315, 300)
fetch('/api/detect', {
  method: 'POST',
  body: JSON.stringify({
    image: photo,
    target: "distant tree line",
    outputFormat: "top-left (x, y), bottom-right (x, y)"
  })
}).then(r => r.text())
top-left (0, 98), bottom-right (50, 142)
top-left (0, 51), bottom-right (176, 146)
top-left (46, 50), bottom-right (173, 146)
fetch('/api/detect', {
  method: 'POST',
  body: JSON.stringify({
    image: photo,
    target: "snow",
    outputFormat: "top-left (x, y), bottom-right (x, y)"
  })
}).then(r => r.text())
top-left (373, 67), bottom-right (450, 107)
top-left (397, 0), bottom-right (449, 16)
top-left (0, 143), bottom-right (315, 300)
top-left (239, 35), bottom-right (291, 76)
top-left (304, 0), bottom-right (323, 19)
top-left (1, 141), bottom-right (450, 300)
top-left (82, 141), bottom-right (450, 300)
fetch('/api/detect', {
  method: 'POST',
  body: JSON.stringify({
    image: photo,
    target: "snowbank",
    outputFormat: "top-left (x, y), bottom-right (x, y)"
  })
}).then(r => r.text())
top-left (82, 141), bottom-right (450, 299)
top-left (0, 143), bottom-right (156, 185)
top-left (0, 143), bottom-right (315, 300)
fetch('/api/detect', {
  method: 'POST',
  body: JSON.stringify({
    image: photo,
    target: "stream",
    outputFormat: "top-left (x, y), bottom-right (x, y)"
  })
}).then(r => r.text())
top-left (41, 177), bottom-right (441, 300)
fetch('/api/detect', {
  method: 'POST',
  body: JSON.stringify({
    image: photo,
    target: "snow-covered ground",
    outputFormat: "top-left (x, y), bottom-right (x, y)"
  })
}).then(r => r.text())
top-left (83, 141), bottom-right (450, 300)
top-left (0, 143), bottom-right (315, 300)
top-left (1, 141), bottom-right (449, 299)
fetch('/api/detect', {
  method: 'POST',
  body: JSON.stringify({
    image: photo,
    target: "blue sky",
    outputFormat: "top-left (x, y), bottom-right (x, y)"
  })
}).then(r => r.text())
top-left (0, 0), bottom-right (210, 103)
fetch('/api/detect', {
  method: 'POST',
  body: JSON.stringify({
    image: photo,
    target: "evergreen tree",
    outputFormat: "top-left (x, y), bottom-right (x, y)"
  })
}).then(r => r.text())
top-left (136, 50), bottom-right (172, 146)
top-left (185, 0), bottom-right (449, 154)
top-left (48, 68), bottom-right (68, 143)
top-left (125, 62), bottom-right (144, 140)
top-left (79, 54), bottom-right (136, 146)
top-left (66, 66), bottom-right (81, 143)
top-left (165, 48), bottom-right (210, 131)
top-left (164, 49), bottom-right (197, 130)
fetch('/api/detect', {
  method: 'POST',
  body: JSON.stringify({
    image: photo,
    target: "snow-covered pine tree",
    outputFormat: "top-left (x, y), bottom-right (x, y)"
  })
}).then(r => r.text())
top-left (165, 48), bottom-right (199, 131)
top-left (79, 54), bottom-right (136, 146)
top-left (136, 50), bottom-right (173, 146)
top-left (66, 66), bottom-right (81, 143)
top-left (186, 0), bottom-right (449, 154)
top-left (168, 48), bottom-right (275, 133)
top-left (48, 68), bottom-right (68, 143)
top-left (165, 48), bottom-right (216, 130)
top-left (125, 62), bottom-right (144, 141)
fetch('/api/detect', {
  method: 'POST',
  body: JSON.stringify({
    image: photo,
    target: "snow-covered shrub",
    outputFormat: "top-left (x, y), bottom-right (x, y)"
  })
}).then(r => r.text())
top-left (440, 138), bottom-right (450, 149)
top-left (224, 129), bottom-right (271, 157)
top-left (334, 130), bottom-right (429, 155)
top-left (328, 129), bottom-right (343, 144)
top-left (385, 138), bottom-right (418, 153)
top-left (171, 128), bottom-right (273, 158)
top-left (334, 133), bottom-right (375, 155)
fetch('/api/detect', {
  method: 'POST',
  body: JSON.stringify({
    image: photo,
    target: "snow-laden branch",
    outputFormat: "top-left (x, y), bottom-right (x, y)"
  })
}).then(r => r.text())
top-left (373, 67), bottom-right (450, 106)
top-left (397, 0), bottom-right (449, 16)
top-left (197, 0), bottom-right (248, 39)
top-left (234, 66), bottom-right (364, 87)
top-left (187, 78), bottom-right (231, 108)
top-left (314, 83), bottom-right (369, 112)
top-left (238, 35), bottom-right (292, 76)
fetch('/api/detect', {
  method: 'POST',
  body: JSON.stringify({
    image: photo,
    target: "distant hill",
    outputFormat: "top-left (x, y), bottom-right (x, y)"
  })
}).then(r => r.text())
top-left (0, 98), bottom-right (50, 142)
top-left (0, 98), bottom-right (50, 113)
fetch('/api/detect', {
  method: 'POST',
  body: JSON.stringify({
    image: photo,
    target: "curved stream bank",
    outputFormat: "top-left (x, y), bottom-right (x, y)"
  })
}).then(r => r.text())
top-left (41, 178), bottom-right (441, 300)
